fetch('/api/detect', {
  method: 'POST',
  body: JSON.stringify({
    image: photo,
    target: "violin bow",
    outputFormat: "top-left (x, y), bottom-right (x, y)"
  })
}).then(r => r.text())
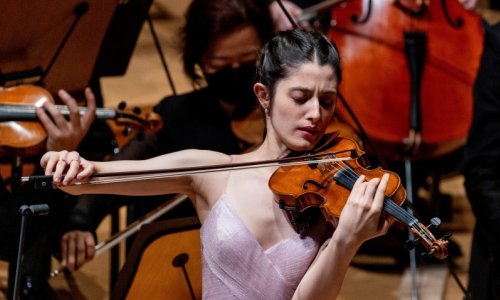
top-left (22, 152), bottom-right (355, 188)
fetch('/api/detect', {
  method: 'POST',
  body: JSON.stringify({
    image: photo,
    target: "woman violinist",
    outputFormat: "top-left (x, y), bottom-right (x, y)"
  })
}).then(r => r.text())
top-left (41, 29), bottom-right (392, 299)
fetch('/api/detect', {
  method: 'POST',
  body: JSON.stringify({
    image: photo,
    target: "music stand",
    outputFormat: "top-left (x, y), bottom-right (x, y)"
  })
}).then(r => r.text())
top-left (12, 205), bottom-right (49, 300)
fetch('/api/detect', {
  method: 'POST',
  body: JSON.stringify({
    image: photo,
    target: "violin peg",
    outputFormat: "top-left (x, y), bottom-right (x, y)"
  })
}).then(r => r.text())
top-left (132, 107), bottom-right (142, 115)
top-left (118, 101), bottom-right (127, 111)
top-left (428, 217), bottom-right (441, 228)
top-left (404, 238), bottom-right (420, 250)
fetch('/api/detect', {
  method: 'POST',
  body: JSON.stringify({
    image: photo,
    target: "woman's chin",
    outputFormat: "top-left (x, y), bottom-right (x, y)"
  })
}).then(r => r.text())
top-left (287, 139), bottom-right (317, 153)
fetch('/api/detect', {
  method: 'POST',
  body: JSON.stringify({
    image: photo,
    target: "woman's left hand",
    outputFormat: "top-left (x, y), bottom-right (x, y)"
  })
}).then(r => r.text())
top-left (335, 174), bottom-right (393, 246)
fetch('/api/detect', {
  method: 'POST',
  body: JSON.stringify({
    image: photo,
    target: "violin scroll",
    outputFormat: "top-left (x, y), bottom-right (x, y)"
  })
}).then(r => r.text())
top-left (405, 217), bottom-right (450, 260)
top-left (114, 101), bottom-right (163, 138)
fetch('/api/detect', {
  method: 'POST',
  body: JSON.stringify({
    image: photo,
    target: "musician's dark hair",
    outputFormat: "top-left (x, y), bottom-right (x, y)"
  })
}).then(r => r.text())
top-left (182, 0), bottom-right (273, 83)
top-left (257, 29), bottom-right (342, 100)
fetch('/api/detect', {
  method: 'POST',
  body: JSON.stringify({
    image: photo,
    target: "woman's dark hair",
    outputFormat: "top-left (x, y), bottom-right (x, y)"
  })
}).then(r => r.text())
top-left (182, 0), bottom-right (273, 83)
top-left (257, 29), bottom-right (342, 99)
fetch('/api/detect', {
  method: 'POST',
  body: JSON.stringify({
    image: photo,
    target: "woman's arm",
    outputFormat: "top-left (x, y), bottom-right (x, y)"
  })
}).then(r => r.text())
top-left (41, 149), bottom-right (230, 197)
top-left (293, 174), bottom-right (392, 299)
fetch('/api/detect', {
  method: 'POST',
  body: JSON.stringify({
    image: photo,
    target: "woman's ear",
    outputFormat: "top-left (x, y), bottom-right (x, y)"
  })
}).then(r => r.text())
top-left (254, 83), bottom-right (270, 109)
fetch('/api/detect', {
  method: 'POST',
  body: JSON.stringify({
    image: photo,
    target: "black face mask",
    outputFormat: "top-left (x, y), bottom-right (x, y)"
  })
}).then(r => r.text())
top-left (204, 65), bottom-right (257, 119)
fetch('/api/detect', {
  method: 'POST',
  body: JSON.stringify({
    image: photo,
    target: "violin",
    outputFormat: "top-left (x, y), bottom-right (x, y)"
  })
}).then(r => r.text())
top-left (269, 134), bottom-right (449, 259)
top-left (0, 85), bottom-right (163, 157)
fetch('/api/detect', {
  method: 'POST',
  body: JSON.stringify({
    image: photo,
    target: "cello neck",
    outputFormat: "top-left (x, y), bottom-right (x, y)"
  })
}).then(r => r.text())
top-left (0, 104), bottom-right (117, 121)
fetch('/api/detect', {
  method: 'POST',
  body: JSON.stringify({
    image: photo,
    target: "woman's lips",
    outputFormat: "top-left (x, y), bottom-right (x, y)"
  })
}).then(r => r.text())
top-left (298, 126), bottom-right (319, 138)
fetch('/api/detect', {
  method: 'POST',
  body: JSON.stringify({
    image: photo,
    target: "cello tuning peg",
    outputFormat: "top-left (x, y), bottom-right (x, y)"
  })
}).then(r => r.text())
top-left (132, 107), bottom-right (142, 115)
top-left (118, 101), bottom-right (127, 110)
top-left (428, 217), bottom-right (441, 229)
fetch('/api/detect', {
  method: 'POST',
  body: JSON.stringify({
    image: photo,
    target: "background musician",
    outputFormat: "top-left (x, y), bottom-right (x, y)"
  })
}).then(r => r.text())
top-left (463, 3), bottom-right (500, 298)
top-left (0, 88), bottom-right (96, 299)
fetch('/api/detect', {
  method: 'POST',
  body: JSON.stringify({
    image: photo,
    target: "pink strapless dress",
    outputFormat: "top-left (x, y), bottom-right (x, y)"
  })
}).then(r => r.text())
top-left (200, 194), bottom-right (321, 299)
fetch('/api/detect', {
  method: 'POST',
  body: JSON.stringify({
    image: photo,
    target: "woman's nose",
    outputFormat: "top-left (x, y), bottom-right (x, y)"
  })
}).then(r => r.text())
top-left (306, 98), bottom-right (321, 121)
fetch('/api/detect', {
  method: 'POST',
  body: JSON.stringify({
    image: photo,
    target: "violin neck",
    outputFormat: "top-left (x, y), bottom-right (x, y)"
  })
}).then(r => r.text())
top-left (333, 168), bottom-right (417, 226)
top-left (0, 104), bottom-right (117, 121)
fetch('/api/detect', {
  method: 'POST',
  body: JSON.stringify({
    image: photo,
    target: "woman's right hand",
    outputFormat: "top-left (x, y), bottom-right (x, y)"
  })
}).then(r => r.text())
top-left (41, 150), bottom-right (95, 186)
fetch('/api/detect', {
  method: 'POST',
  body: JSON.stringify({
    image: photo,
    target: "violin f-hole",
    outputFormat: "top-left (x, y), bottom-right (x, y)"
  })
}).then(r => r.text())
top-left (302, 179), bottom-right (328, 190)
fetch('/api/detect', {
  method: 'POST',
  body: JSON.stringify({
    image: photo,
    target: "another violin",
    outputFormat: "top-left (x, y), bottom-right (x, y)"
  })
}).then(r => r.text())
top-left (0, 85), bottom-right (163, 157)
top-left (269, 135), bottom-right (449, 259)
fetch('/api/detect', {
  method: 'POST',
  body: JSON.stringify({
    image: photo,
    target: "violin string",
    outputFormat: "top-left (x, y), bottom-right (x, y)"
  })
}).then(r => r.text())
top-left (319, 155), bottom-right (429, 237)
top-left (1, 104), bottom-right (115, 117)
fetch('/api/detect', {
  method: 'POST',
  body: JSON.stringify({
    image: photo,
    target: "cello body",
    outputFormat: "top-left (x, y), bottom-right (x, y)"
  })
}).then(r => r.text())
top-left (328, 0), bottom-right (484, 160)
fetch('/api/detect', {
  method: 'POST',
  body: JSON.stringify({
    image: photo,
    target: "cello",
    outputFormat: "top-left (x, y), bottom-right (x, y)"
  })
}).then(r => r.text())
top-left (327, 0), bottom-right (484, 160)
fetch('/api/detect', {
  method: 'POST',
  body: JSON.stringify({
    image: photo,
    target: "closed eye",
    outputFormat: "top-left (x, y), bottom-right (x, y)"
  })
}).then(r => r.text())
top-left (290, 89), bottom-right (312, 104)
top-left (319, 92), bottom-right (337, 108)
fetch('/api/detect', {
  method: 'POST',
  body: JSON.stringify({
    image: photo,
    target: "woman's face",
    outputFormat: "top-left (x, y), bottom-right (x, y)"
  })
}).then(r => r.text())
top-left (201, 25), bottom-right (262, 74)
top-left (269, 62), bottom-right (338, 152)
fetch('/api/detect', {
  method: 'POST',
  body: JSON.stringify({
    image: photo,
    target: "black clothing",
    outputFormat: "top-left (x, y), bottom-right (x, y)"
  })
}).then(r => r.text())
top-left (154, 88), bottom-right (243, 154)
top-left (0, 120), bottom-right (116, 299)
top-left (463, 21), bottom-right (500, 300)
